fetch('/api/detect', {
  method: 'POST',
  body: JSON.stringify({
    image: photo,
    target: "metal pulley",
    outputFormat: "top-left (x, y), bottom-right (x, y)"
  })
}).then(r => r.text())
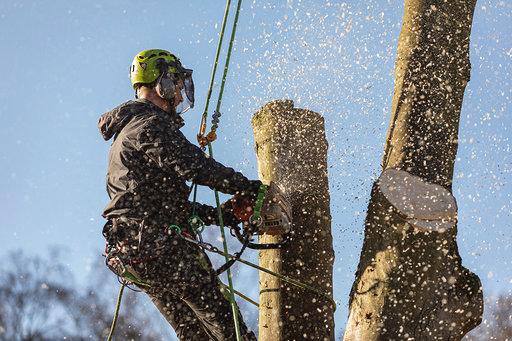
top-left (211, 110), bottom-right (221, 130)
top-left (197, 110), bottom-right (222, 148)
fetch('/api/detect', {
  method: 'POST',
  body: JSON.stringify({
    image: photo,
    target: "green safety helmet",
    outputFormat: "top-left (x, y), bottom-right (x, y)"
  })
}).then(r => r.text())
top-left (130, 49), bottom-right (195, 112)
top-left (129, 49), bottom-right (181, 89)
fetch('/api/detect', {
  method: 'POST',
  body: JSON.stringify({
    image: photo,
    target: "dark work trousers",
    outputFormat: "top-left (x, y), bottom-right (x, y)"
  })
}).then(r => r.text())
top-left (103, 217), bottom-right (256, 341)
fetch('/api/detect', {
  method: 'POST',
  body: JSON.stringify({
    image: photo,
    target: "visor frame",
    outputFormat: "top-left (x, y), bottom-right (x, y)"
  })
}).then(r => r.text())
top-left (181, 69), bottom-right (195, 108)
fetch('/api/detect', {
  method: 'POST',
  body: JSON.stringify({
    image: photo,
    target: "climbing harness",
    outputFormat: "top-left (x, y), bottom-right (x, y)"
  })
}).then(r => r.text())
top-left (106, 222), bottom-right (335, 340)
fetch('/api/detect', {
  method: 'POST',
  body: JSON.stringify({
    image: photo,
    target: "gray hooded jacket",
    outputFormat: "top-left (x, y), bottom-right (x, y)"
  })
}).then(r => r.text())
top-left (98, 99), bottom-right (260, 226)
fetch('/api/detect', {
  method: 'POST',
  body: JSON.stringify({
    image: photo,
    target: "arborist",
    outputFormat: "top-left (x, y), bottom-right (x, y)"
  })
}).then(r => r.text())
top-left (98, 49), bottom-right (261, 340)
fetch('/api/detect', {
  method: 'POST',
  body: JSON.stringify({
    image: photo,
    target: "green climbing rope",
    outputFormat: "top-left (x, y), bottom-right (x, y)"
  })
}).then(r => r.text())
top-left (198, 0), bottom-right (232, 137)
top-left (213, 0), bottom-right (243, 117)
top-left (107, 284), bottom-right (125, 341)
top-left (209, 143), bottom-right (242, 340)
top-left (191, 0), bottom-right (233, 213)
top-left (220, 282), bottom-right (259, 308)
top-left (198, 0), bottom-right (245, 340)
top-left (201, 243), bottom-right (337, 309)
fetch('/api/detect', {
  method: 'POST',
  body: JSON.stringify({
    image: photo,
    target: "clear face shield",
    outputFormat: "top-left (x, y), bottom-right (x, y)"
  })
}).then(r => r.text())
top-left (155, 59), bottom-right (195, 114)
top-left (176, 68), bottom-right (194, 114)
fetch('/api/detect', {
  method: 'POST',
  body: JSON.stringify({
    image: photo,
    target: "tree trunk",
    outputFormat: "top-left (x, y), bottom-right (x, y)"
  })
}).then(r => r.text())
top-left (252, 100), bottom-right (335, 341)
top-left (344, 0), bottom-right (483, 340)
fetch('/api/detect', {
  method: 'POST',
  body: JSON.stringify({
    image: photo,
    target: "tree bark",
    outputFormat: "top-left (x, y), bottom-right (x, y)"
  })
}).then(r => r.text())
top-left (344, 0), bottom-right (483, 340)
top-left (252, 100), bottom-right (335, 341)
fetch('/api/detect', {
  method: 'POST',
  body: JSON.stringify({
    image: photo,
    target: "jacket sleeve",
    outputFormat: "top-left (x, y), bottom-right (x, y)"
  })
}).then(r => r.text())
top-left (189, 200), bottom-right (241, 228)
top-left (138, 117), bottom-right (261, 196)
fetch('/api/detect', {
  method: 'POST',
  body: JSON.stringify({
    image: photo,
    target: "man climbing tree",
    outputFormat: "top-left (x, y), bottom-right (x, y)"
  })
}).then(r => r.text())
top-left (98, 49), bottom-right (261, 340)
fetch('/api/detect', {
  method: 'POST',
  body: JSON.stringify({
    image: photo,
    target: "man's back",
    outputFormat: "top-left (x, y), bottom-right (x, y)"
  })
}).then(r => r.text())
top-left (99, 99), bottom-right (192, 222)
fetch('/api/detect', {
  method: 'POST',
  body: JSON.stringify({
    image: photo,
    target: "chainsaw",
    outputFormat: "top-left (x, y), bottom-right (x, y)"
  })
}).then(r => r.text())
top-left (231, 182), bottom-right (292, 249)
top-left (251, 182), bottom-right (292, 235)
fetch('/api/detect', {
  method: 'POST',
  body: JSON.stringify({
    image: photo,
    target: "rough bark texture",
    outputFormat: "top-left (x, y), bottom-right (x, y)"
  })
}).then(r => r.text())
top-left (252, 100), bottom-right (335, 341)
top-left (344, 0), bottom-right (483, 340)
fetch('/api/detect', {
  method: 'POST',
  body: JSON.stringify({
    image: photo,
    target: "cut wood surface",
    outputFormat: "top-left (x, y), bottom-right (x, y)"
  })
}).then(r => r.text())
top-left (379, 169), bottom-right (457, 232)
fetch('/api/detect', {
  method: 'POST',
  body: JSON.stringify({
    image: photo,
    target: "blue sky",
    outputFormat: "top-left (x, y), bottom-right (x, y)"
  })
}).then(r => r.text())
top-left (1, 0), bottom-right (510, 338)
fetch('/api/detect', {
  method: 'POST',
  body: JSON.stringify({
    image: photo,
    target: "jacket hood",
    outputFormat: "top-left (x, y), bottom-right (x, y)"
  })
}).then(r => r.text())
top-left (98, 99), bottom-right (184, 141)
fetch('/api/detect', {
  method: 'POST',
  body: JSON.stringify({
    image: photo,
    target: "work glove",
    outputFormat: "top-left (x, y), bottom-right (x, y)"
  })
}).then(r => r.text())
top-left (231, 194), bottom-right (255, 222)
top-left (221, 180), bottom-right (263, 229)
top-left (220, 199), bottom-right (245, 228)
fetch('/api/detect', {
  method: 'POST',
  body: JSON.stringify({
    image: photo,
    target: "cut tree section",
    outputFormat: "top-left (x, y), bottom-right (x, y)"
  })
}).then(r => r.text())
top-left (253, 100), bottom-right (334, 341)
top-left (345, 0), bottom-right (483, 338)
